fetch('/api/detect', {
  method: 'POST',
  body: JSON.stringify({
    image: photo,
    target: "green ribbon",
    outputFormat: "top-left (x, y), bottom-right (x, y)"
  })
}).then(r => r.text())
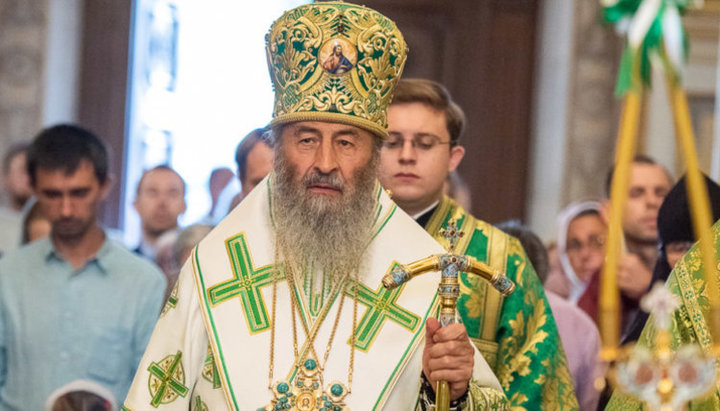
top-left (602, 0), bottom-right (693, 95)
top-left (603, 0), bottom-right (642, 24)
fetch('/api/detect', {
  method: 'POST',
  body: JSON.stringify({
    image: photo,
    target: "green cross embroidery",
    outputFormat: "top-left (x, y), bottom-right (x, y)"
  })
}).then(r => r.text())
top-left (161, 285), bottom-right (179, 317)
top-left (167, 294), bottom-right (177, 309)
top-left (194, 396), bottom-right (208, 411)
top-left (147, 351), bottom-right (189, 407)
top-left (207, 233), bottom-right (277, 333)
top-left (345, 264), bottom-right (420, 351)
top-left (202, 346), bottom-right (222, 389)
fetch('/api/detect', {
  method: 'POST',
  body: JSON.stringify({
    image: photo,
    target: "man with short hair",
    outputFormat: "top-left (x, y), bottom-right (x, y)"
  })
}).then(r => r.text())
top-left (379, 78), bottom-right (577, 409)
top-left (603, 155), bottom-right (673, 300)
top-left (622, 173), bottom-right (720, 344)
top-left (133, 165), bottom-right (187, 260)
top-left (229, 127), bottom-right (274, 209)
top-left (124, 4), bottom-right (508, 409)
top-left (0, 124), bottom-right (166, 410)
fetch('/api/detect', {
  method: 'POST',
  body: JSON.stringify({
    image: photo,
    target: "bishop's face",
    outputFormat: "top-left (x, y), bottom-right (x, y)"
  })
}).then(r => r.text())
top-left (272, 121), bottom-right (379, 276)
top-left (276, 121), bottom-right (376, 211)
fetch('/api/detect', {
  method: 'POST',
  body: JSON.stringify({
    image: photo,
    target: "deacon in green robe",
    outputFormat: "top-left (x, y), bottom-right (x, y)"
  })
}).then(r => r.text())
top-left (379, 78), bottom-right (578, 410)
top-left (424, 196), bottom-right (578, 410)
top-left (606, 219), bottom-right (720, 409)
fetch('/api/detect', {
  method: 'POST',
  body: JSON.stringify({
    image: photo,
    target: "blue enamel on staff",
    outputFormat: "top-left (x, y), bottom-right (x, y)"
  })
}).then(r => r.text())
top-left (382, 219), bottom-right (515, 411)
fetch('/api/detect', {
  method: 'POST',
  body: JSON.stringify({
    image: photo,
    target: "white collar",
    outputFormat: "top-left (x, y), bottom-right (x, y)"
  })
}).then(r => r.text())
top-left (410, 200), bottom-right (440, 220)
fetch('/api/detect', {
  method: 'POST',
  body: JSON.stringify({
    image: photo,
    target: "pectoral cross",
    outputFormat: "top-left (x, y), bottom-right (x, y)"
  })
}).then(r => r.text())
top-left (439, 219), bottom-right (464, 253)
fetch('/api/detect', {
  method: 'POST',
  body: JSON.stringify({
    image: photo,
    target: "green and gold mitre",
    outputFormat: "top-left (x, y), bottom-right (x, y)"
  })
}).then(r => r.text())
top-left (265, 1), bottom-right (407, 139)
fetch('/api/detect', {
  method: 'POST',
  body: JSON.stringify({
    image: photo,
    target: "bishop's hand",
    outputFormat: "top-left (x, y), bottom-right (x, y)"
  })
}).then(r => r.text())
top-left (422, 317), bottom-right (473, 401)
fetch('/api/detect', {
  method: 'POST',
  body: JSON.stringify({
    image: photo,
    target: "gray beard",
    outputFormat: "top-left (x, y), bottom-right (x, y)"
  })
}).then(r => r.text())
top-left (271, 147), bottom-right (378, 284)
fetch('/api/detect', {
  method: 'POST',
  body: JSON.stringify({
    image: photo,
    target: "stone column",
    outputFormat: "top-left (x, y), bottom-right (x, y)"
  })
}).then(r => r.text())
top-left (561, 0), bottom-right (622, 205)
top-left (0, 0), bottom-right (47, 155)
top-left (527, 0), bottom-right (622, 240)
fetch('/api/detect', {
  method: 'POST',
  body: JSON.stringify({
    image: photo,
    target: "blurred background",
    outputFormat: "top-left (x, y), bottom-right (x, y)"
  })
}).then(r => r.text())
top-left (1, 0), bottom-right (719, 244)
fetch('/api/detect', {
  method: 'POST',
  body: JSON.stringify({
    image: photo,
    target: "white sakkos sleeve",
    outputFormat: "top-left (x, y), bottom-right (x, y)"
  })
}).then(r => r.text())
top-left (123, 251), bottom-right (228, 410)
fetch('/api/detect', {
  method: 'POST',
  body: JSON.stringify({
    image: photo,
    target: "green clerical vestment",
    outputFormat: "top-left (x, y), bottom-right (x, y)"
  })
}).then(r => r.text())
top-left (606, 220), bottom-right (720, 409)
top-left (424, 196), bottom-right (578, 410)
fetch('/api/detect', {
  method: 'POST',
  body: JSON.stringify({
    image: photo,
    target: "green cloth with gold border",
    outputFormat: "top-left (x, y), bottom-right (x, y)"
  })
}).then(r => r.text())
top-left (424, 196), bottom-right (578, 410)
top-left (606, 220), bottom-right (720, 410)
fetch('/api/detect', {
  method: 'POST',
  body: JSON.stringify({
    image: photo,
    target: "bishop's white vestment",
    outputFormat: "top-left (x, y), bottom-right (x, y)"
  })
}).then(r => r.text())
top-left (123, 177), bottom-right (505, 410)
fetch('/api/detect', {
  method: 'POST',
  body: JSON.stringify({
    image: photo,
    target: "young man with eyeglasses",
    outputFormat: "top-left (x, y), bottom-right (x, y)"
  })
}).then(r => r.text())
top-left (379, 78), bottom-right (577, 410)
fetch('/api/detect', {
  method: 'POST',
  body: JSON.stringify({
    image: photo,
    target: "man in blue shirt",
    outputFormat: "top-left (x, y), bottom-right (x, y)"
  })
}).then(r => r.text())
top-left (0, 124), bottom-right (166, 410)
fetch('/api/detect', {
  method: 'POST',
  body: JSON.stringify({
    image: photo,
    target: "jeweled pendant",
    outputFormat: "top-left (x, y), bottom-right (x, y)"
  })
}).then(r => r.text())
top-left (265, 357), bottom-right (349, 410)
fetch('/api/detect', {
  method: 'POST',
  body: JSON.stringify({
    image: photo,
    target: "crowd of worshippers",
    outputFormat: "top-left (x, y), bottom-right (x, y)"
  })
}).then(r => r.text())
top-left (0, 78), bottom-right (718, 410)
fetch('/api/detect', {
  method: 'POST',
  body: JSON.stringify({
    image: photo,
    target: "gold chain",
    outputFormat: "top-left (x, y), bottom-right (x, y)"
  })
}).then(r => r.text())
top-left (320, 285), bottom-right (346, 367)
top-left (348, 277), bottom-right (358, 392)
top-left (291, 281), bottom-right (299, 359)
top-left (268, 277), bottom-right (278, 388)
top-left (285, 264), bottom-right (341, 367)
top-left (266, 250), bottom-right (357, 393)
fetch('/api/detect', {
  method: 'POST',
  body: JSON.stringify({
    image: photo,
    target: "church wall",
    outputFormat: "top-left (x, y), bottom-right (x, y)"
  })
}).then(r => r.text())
top-left (75, 0), bottom-right (132, 229)
top-left (526, 1), bottom-right (720, 242)
top-left (8, 0), bottom-right (719, 241)
top-left (0, 0), bottom-right (48, 204)
top-left (362, 0), bottom-right (539, 225)
top-left (43, 0), bottom-right (82, 126)
top-left (2, 0), bottom-right (541, 230)
top-left (644, 10), bottom-right (720, 181)
top-left (526, 0), bottom-right (622, 241)
top-left (0, 0), bottom-right (123, 228)
top-left (0, 0), bottom-right (82, 205)
top-left (526, 0), bottom-right (573, 242)
top-left (558, 0), bottom-right (623, 213)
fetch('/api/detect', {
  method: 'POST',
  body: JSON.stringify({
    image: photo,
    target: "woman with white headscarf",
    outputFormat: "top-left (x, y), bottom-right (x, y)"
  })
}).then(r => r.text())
top-left (545, 200), bottom-right (606, 303)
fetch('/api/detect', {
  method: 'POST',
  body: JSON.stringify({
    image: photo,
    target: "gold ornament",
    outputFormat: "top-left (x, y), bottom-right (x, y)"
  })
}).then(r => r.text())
top-left (265, 1), bottom-right (408, 139)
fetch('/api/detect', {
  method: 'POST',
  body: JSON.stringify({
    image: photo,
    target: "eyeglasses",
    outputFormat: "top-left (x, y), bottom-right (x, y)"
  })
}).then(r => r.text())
top-left (382, 134), bottom-right (451, 152)
top-left (566, 235), bottom-right (605, 253)
top-left (665, 241), bottom-right (693, 255)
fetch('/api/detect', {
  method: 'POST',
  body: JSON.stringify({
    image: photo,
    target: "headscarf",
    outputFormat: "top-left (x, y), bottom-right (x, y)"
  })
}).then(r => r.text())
top-left (557, 200), bottom-right (603, 303)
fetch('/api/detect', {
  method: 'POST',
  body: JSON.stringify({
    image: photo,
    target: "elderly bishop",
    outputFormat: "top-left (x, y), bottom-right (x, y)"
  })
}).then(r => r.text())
top-left (123, 2), bottom-right (507, 410)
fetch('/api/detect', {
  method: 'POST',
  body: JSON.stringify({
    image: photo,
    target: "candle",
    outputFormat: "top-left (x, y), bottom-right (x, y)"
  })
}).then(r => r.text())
top-left (600, 89), bottom-right (641, 359)
top-left (667, 79), bottom-right (720, 348)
